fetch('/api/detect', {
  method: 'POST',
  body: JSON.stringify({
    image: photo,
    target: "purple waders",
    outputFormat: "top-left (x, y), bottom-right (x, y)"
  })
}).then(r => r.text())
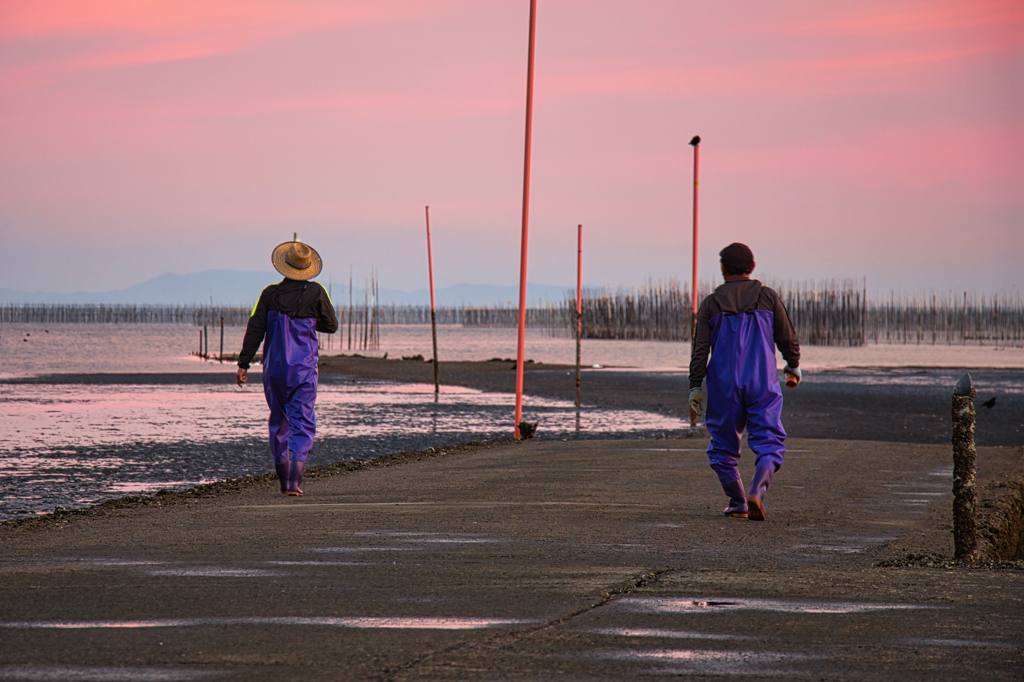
top-left (705, 309), bottom-right (786, 493)
top-left (263, 309), bottom-right (319, 466)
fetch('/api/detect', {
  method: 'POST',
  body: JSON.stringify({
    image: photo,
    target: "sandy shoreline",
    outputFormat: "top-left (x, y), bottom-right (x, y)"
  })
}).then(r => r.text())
top-left (2, 356), bottom-right (1020, 523)
top-left (318, 354), bottom-right (1023, 447)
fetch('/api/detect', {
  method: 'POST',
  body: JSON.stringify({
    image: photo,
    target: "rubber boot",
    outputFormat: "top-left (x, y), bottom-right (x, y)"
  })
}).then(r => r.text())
top-left (746, 464), bottom-right (775, 521)
top-left (721, 479), bottom-right (748, 518)
top-left (274, 460), bottom-right (291, 495)
top-left (285, 459), bottom-right (306, 497)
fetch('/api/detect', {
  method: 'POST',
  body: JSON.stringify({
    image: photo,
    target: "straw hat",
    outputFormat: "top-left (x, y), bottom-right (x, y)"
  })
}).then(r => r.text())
top-left (271, 241), bottom-right (323, 280)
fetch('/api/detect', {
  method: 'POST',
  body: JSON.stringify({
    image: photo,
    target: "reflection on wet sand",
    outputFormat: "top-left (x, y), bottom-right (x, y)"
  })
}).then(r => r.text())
top-left (0, 379), bottom-right (690, 521)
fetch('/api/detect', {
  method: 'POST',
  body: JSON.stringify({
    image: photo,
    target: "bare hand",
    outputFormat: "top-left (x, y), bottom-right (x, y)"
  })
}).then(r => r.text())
top-left (236, 367), bottom-right (248, 386)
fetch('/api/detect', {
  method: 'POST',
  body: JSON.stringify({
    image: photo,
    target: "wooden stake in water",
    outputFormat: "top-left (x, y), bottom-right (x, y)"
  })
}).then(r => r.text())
top-left (425, 206), bottom-right (440, 394)
top-left (514, 0), bottom-right (538, 440)
top-left (219, 316), bottom-right (224, 363)
top-left (575, 223), bottom-right (582, 408)
top-left (952, 373), bottom-right (979, 562)
top-left (348, 266), bottom-right (353, 351)
top-left (203, 325), bottom-right (208, 360)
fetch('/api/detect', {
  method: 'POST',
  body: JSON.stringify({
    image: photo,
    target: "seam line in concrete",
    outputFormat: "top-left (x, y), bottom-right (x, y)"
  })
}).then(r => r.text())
top-left (376, 565), bottom-right (678, 681)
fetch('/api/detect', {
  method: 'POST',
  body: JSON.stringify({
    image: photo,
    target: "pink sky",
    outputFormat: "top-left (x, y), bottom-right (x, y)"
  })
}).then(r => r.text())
top-left (1, 0), bottom-right (1021, 296)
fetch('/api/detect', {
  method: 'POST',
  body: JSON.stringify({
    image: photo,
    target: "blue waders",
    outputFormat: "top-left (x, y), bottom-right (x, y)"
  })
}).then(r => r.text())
top-left (705, 309), bottom-right (786, 519)
top-left (263, 288), bottom-right (318, 495)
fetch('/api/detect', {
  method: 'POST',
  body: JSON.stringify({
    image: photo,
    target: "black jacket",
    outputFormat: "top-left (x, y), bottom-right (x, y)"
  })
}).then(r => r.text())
top-left (238, 279), bottom-right (339, 369)
top-left (689, 279), bottom-right (800, 389)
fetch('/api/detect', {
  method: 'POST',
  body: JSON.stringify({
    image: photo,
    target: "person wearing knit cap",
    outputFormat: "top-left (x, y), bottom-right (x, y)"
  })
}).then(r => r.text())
top-left (689, 242), bottom-right (801, 520)
top-left (236, 240), bottom-right (338, 496)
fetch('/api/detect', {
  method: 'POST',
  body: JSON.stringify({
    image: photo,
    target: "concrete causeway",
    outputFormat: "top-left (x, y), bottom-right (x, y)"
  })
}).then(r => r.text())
top-left (1, 437), bottom-right (1022, 681)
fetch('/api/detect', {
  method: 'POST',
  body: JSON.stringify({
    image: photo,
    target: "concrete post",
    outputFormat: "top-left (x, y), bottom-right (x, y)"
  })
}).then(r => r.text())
top-left (951, 373), bottom-right (978, 562)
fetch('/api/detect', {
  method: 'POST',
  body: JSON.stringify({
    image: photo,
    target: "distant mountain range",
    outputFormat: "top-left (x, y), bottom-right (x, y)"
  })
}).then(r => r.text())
top-left (0, 270), bottom-right (576, 307)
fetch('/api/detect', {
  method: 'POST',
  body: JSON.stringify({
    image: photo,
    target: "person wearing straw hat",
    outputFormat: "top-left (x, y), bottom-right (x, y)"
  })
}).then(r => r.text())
top-left (236, 240), bottom-right (338, 496)
top-left (688, 243), bottom-right (801, 521)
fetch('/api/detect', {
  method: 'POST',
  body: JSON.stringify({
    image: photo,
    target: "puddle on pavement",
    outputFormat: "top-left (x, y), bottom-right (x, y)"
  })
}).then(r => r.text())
top-left (591, 628), bottom-right (752, 640)
top-left (619, 597), bottom-right (935, 614)
top-left (3, 558), bottom-right (168, 570)
top-left (0, 557), bottom-right (382, 574)
top-left (0, 667), bottom-right (224, 681)
top-left (144, 567), bottom-right (282, 578)
top-left (792, 544), bottom-right (865, 554)
top-left (310, 546), bottom-right (425, 553)
top-left (351, 531), bottom-right (502, 544)
top-left (902, 638), bottom-right (1016, 648)
top-left (597, 649), bottom-right (818, 677)
top-left (0, 616), bottom-right (535, 630)
top-left (265, 560), bottom-right (378, 566)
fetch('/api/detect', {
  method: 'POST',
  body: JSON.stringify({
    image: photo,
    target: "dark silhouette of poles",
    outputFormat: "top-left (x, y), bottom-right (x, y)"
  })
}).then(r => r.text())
top-left (348, 266), bottom-right (353, 350)
top-left (219, 316), bottom-right (224, 362)
top-left (425, 206), bottom-right (440, 394)
top-left (952, 373), bottom-right (979, 562)
top-left (689, 135), bottom-right (701, 428)
top-left (575, 224), bottom-right (582, 408)
top-left (514, 0), bottom-right (538, 440)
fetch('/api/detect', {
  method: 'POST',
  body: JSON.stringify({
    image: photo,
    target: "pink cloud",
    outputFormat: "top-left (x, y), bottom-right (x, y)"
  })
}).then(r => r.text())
top-left (711, 123), bottom-right (1024, 193)
top-left (0, 0), bottom-right (441, 38)
top-left (774, 0), bottom-right (1024, 36)
top-left (541, 43), bottom-right (1003, 100)
top-left (0, 0), bottom-right (456, 92)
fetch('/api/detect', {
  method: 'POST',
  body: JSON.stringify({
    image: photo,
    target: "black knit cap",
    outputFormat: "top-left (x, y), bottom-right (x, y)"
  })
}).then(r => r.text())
top-left (719, 242), bottom-right (754, 275)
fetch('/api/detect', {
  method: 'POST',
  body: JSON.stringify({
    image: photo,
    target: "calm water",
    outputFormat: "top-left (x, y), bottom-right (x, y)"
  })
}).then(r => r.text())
top-left (1, 323), bottom-right (1020, 521)
top-left (3, 323), bottom-right (1022, 378)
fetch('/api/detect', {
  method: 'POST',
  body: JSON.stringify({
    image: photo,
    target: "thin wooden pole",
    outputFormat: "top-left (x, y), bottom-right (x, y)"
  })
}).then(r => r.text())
top-left (219, 316), bottom-right (224, 362)
top-left (375, 268), bottom-right (381, 349)
top-left (426, 206), bottom-right (440, 393)
top-left (575, 223), bottom-right (582, 408)
top-left (514, 0), bottom-right (538, 440)
top-left (348, 266), bottom-right (353, 350)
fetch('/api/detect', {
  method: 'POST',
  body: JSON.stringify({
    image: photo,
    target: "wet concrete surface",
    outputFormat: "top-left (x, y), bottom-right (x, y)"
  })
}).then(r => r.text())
top-left (1, 438), bottom-right (1022, 681)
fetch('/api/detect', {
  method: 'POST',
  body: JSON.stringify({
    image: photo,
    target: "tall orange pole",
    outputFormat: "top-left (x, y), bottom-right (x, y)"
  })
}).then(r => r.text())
top-left (425, 205), bottom-right (439, 394)
top-left (514, 0), bottom-right (538, 439)
top-left (575, 224), bottom-right (583, 408)
top-left (689, 135), bottom-right (700, 428)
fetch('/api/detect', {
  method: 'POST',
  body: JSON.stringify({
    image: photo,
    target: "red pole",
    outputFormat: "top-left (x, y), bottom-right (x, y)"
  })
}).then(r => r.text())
top-left (425, 206), bottom-right (439, 394)
top-left (575, 224), bottom-right (582, 408)
top-left (514, 0), bottom-right (538, 440)
top-left (689, 135), bottom-right (700, 428)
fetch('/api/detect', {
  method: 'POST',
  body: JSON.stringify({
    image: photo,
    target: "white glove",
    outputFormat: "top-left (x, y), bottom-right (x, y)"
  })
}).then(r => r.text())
top-left (689, 387), bottom-right (704, 415)
top-left (784, 365), bottom-right (802, 388)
